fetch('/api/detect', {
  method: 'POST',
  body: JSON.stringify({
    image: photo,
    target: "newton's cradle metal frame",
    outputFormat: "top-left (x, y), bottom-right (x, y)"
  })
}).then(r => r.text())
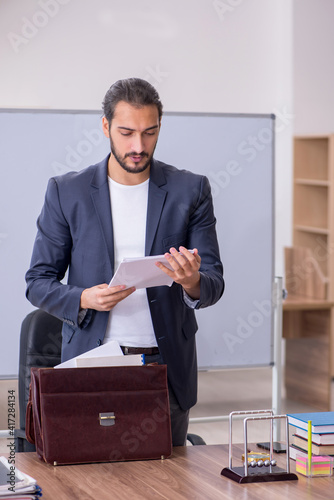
top-left (221, 410), bottom-right (298, 483)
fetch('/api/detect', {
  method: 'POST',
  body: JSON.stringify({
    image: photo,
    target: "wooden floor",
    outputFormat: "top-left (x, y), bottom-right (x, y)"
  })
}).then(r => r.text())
top-left (1, 367), bottom-right (332, 452)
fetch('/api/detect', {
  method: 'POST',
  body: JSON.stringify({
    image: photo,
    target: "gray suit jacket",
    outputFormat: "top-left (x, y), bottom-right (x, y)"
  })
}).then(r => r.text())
top-left (26, 155), bottom-right (224, 410)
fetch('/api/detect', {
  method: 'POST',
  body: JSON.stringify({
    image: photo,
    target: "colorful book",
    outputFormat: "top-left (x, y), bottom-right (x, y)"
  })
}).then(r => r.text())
top-left (287, 412), bottom-right (334, 434)
top-left (294, 427), bottom-right (334, 445)
top-left (292, 434), bottom-right (334, 455)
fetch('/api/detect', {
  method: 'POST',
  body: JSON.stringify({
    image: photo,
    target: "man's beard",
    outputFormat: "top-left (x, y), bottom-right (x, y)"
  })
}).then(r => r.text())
top-left (109, 135), bottom-right (155, 174)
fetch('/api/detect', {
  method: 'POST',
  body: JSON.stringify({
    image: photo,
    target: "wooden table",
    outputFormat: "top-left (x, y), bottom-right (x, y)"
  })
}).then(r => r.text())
top-left (10, 444), bottom-right (333, 499)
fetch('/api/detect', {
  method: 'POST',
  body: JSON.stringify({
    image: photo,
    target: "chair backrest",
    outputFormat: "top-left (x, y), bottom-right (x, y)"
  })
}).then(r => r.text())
top-left (18, 309), bottom-right (62, 431)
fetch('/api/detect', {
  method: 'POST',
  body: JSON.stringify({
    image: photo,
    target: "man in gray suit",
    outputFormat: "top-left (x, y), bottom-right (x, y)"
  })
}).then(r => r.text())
top-left (26, 78), bottom-right (224, 445)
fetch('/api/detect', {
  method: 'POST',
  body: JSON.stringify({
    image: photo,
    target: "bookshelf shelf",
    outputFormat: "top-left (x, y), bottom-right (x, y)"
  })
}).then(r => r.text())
top-left (284, 134), bottom-right (334, 411)
top-left (295, 179), bottom-right (330, 187)
top-left (294, 225), bottom-right (329, 235)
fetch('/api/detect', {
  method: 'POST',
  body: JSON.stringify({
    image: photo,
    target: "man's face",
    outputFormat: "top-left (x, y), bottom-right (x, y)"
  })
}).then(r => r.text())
top-left (103, 101), bottom-right (160, 178)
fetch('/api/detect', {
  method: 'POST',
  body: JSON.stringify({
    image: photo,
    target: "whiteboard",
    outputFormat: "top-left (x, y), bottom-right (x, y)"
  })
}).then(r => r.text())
top-left (0, 110), bottom-right (274, 377)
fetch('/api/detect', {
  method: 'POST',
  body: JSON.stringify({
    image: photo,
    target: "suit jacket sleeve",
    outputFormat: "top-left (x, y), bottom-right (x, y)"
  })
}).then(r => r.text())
top-left (25, 177), bottom-right (89, 328)
top-left (184, 175), bottom-right (224, 309)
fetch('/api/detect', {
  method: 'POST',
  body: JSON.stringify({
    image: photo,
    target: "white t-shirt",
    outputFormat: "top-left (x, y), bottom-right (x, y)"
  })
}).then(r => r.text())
top-left (103, 177), bottom-right (157, 347)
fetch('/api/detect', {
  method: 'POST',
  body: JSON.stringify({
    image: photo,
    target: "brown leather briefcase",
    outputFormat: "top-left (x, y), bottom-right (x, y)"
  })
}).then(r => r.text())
top-left (26, 365), bottom-right (172, 465)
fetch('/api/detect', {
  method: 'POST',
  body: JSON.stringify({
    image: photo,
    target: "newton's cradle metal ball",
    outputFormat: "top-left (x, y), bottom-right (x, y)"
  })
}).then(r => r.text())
top-left (248, 459), bottom-right (277, 468)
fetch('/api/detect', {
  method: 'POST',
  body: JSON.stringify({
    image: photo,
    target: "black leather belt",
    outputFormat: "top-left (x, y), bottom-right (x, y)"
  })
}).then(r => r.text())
top-left (121, 346), bottom-right (160, 355)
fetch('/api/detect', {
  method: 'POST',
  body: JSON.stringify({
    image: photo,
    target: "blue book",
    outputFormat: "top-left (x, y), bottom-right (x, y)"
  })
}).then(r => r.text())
top-left (287, 412), bottom-right (334, 434)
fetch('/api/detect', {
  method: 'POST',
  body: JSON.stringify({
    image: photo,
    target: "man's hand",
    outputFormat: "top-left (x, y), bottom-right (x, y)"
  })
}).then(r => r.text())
top-left (80, 284), bottom-right (135, 311)
top-left (156, 246), bottom-right (201, 300)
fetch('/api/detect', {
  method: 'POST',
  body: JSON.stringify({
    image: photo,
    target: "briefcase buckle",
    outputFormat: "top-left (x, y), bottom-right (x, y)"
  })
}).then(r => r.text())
top-left (99, 412), bottom-right (115, 426)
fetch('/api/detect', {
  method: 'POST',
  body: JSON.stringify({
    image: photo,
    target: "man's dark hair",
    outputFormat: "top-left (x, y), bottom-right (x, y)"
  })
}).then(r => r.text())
top-left (102, 78), bottom-right (163, 125)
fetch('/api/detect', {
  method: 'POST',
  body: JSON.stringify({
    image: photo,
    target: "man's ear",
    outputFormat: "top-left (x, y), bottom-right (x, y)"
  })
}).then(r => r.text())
top-left (102, 116), bottom-right (110, 138)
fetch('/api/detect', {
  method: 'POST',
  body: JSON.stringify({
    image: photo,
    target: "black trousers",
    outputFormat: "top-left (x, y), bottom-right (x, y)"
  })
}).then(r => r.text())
top-left (145, 353), bottom-right (189, 447)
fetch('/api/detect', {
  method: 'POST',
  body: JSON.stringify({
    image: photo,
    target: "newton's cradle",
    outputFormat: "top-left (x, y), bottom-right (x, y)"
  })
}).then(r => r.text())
top-left (221, 410), bottom-right (298, 483)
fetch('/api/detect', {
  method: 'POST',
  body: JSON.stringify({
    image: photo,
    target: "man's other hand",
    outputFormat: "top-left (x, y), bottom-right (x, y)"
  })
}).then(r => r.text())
top-left (80, 284), bottom-right (135, 311)
top-left (156, 246), bottom-right (201, 300)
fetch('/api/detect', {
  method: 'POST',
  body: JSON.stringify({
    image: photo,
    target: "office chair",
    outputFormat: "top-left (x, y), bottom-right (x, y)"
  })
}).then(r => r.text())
top-left (16, 309), bottom-right (205, 451)
top-left (16, 309), bottom-right (62, 451)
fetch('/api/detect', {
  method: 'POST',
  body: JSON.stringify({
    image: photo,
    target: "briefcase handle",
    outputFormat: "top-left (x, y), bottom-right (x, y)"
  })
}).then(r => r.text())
top-left (25, 384), bottom-right (35, 445)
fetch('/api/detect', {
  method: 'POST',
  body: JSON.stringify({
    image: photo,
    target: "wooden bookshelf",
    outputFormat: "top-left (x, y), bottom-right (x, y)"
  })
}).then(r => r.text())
top-left (283, 135), bottom-right (334, 411)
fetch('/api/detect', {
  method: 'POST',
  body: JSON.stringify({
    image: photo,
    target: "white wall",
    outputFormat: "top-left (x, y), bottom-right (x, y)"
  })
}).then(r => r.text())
top-left (293, 0), bottom-right (334, 135)
top-left (0, 0), bottom-right (294, 280)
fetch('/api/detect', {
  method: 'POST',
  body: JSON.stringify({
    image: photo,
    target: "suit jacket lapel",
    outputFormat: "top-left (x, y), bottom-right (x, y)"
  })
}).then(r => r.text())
top-left (146, 159), bottom-right (167, 256)
top-left (90, 156), bottom-right (115, 274)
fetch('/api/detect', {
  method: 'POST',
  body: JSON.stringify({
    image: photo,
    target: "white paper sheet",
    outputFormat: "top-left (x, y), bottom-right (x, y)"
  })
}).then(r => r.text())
top-left (54, 340), bottom-right (123, 369)
top-left (109, 254), bottom-right (173, 290)
top-left (109, 251), bottom-right (194, 290)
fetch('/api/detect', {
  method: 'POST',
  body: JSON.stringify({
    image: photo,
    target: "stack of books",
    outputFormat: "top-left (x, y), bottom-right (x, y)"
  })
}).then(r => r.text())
top-left (287, 412), bottom-right (334, 461)
top-left (0, 456), bottom-right (42, 498)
